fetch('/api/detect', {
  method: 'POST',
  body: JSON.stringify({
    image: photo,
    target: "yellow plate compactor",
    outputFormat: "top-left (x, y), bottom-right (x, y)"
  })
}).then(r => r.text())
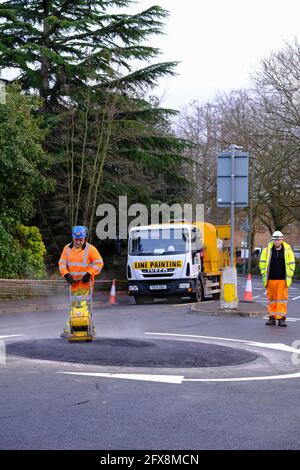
top-left (65, 282), bottom-right (96, 342)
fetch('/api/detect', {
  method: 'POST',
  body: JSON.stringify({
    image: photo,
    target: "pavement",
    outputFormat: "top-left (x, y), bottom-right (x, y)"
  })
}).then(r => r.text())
top-left (191, 299), bottom-right (266, 317)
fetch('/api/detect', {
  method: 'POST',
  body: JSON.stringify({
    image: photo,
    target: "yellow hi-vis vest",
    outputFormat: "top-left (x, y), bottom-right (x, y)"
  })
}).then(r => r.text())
top-left (259, 241), bottom-right (295, 287)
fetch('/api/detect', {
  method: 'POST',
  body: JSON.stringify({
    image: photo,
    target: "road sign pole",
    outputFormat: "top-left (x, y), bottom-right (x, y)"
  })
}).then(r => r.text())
top-left (230, 145), bottom-right (235, 267)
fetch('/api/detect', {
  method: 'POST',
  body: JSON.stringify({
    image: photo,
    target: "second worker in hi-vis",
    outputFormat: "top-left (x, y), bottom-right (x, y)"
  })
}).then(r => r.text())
top-left (259, 231), bottom-right (295, 327)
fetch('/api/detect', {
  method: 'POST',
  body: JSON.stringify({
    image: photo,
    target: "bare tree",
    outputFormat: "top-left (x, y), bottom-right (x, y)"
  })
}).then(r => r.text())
top-left (253, 39), bottom-right (300, 221)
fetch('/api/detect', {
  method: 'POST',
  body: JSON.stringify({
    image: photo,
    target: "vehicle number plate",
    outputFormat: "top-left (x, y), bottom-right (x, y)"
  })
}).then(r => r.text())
top-left (149, 285), bottom-right (167, 290)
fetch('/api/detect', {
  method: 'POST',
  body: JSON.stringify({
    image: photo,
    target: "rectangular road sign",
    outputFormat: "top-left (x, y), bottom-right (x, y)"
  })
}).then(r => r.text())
top-left (217, 150), bottom-right (249, 207)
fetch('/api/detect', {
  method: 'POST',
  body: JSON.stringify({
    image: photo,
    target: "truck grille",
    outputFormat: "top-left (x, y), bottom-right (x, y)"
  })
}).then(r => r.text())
top-left (142, 273), bottom-right (174, 278)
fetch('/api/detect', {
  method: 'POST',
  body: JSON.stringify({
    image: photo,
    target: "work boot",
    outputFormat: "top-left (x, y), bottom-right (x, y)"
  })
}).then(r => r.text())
top-left (265, 316), bottom-right (276, 326)
top-left (278, 317), bottom-right (287, 327)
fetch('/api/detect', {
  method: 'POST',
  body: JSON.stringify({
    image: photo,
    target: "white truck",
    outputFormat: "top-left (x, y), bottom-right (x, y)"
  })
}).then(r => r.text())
top-left (127, 221), bottom-right (230, 304)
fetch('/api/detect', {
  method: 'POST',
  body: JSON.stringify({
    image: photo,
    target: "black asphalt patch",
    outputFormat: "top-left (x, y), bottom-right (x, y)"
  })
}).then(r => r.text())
top-left (7, 338), bottom-right (258, 368)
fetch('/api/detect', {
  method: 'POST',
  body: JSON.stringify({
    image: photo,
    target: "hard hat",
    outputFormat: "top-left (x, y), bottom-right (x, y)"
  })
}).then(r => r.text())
top-left (272, 230), bottom-right (283, 240)
top-left (72, 225), bottom-right (87, 239)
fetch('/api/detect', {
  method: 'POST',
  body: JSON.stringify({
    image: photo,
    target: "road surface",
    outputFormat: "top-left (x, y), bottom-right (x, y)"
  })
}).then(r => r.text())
top-left (1, 276), bottom-right (300, 450)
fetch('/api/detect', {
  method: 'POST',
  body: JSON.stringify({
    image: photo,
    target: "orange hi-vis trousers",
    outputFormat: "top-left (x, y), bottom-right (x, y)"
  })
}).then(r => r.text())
top-left (267, 280), bottom-right (288, 319)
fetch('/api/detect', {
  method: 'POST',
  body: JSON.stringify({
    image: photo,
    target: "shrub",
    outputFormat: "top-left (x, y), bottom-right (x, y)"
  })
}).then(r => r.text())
top-left (0, 220), bottom-right (47, 279)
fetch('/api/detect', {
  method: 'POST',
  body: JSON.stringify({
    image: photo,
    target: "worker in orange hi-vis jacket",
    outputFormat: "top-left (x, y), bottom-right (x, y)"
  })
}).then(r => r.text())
top-left (58, 226), bottom-right (104, 338)
top-left (259, 231), bottom-right (295, 327)
top-left (58, 225), bottom-right (104, 293)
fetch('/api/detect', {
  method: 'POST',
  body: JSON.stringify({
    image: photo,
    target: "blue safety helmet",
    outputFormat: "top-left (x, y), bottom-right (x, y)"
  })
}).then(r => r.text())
top-left (72, 225), bottom-right (87, 239)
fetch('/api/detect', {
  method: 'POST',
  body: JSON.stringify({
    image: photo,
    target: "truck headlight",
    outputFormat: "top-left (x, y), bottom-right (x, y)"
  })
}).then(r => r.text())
top-left (179, 282), bottom-right (191, 289)
top-left (128, 285), bottom-right (139, 292)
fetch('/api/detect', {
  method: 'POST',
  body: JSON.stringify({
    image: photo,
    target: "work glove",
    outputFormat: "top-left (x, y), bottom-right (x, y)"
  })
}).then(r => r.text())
top-left (82, 272), bottom-right (91, 283)
top-left (64, 273), bottom-right (74, 285)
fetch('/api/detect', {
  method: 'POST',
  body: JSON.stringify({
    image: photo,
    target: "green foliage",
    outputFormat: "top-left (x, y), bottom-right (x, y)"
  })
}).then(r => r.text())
top-left (0, 0), bottom-right (177, 110)
top-left (0, 1), bottom-right (192, 266)
top-left (236, 257), bottom-right (261, 275)
top-left (0, 83), bottom-right (54, 222)
top-left (0, 220), bottom-right (47, 279)
top-left (294, 258), bottom-right (300, 280)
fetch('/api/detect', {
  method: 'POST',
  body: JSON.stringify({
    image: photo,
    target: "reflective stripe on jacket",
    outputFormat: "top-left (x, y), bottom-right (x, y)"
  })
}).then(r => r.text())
top-left (259, 241), bottom-right (295, 287)
top-left (58, 242), bottom-right (104, 280)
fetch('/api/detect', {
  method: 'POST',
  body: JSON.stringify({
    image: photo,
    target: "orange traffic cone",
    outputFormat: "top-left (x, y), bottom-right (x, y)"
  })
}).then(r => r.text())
top-left (108, 279), bottom-right (117, 305)
top-left (244, 273), bottom-right (253, 301)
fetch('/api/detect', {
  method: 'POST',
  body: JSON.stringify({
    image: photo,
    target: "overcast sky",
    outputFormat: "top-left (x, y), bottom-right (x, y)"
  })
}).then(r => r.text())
top-left (130, 0), bottom-right (300, 109)
top-left (1, 0), bottom-right (299, 110)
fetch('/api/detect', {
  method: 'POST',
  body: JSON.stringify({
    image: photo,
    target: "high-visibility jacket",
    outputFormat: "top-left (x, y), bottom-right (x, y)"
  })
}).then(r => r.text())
top-left (259, 241), bottom-right (295, 287)
top-left (59, 242), bottom-right (104, 288)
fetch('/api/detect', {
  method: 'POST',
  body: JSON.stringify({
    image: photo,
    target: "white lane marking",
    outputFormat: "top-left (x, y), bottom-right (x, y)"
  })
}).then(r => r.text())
top-left (58, 372), bottom-right (184, 384)
top-left (252, 295), bottom-right (261, 299)
top-left (0, 334), bottom-right (24, 339)
top-left (145, 332), bottom-right (300, 354)
top-left (183, 372), bottom-right (300, 383)
top-left (292, 296), bottom-right (300, 300)
top-left (146, 332), bottom-right (252, 344)
top-left (58, 370), bottom-right (300, 384)
top-left (249, 342), bottom-right (300, 353)
top-left (263, 316), bottom-right (300, 322)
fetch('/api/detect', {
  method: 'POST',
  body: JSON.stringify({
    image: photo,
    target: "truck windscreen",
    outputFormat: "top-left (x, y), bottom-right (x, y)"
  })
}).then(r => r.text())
top-left (130, 228), bottom-right (189, 256)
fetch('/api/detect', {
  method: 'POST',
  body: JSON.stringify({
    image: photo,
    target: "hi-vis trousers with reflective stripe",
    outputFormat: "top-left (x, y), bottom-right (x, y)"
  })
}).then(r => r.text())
top-left (267, 279), bottom-right (288, 319)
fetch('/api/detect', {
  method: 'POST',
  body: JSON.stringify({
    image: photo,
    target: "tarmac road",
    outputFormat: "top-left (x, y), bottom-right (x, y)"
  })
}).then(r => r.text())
top-left (1, 276), bottom-right (300, 450)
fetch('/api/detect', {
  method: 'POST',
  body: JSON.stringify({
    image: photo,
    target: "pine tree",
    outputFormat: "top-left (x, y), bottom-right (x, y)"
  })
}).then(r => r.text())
top-left (0, 0), bottom-right (177, 110)
top-left (0, 1), bottom-right (192, 267)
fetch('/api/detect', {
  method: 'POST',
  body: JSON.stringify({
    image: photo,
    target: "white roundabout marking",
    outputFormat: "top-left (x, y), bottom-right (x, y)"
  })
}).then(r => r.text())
top-left (58, 372), bottom-right (184, 384)
top-left (58, 371), bottom-right (300, 384)
top-left (183, 372), bottom-right (300, 382)
top-left (57, 332), bottom-right (300, 384)
top-left (145, 332), bottom-right (300, 354)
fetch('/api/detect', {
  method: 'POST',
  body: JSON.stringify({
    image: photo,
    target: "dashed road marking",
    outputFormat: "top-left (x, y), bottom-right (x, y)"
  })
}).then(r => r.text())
top-left (263, 315), bottom-right (300, 322)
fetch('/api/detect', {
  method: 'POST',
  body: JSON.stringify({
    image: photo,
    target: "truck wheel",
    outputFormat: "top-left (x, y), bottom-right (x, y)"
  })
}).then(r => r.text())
top-left (192, 281), bottom-right (203, 302)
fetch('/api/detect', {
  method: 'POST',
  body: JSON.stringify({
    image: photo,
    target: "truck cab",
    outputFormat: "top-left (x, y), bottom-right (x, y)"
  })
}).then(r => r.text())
top-left (127, 222), bottom-right (229, 304)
